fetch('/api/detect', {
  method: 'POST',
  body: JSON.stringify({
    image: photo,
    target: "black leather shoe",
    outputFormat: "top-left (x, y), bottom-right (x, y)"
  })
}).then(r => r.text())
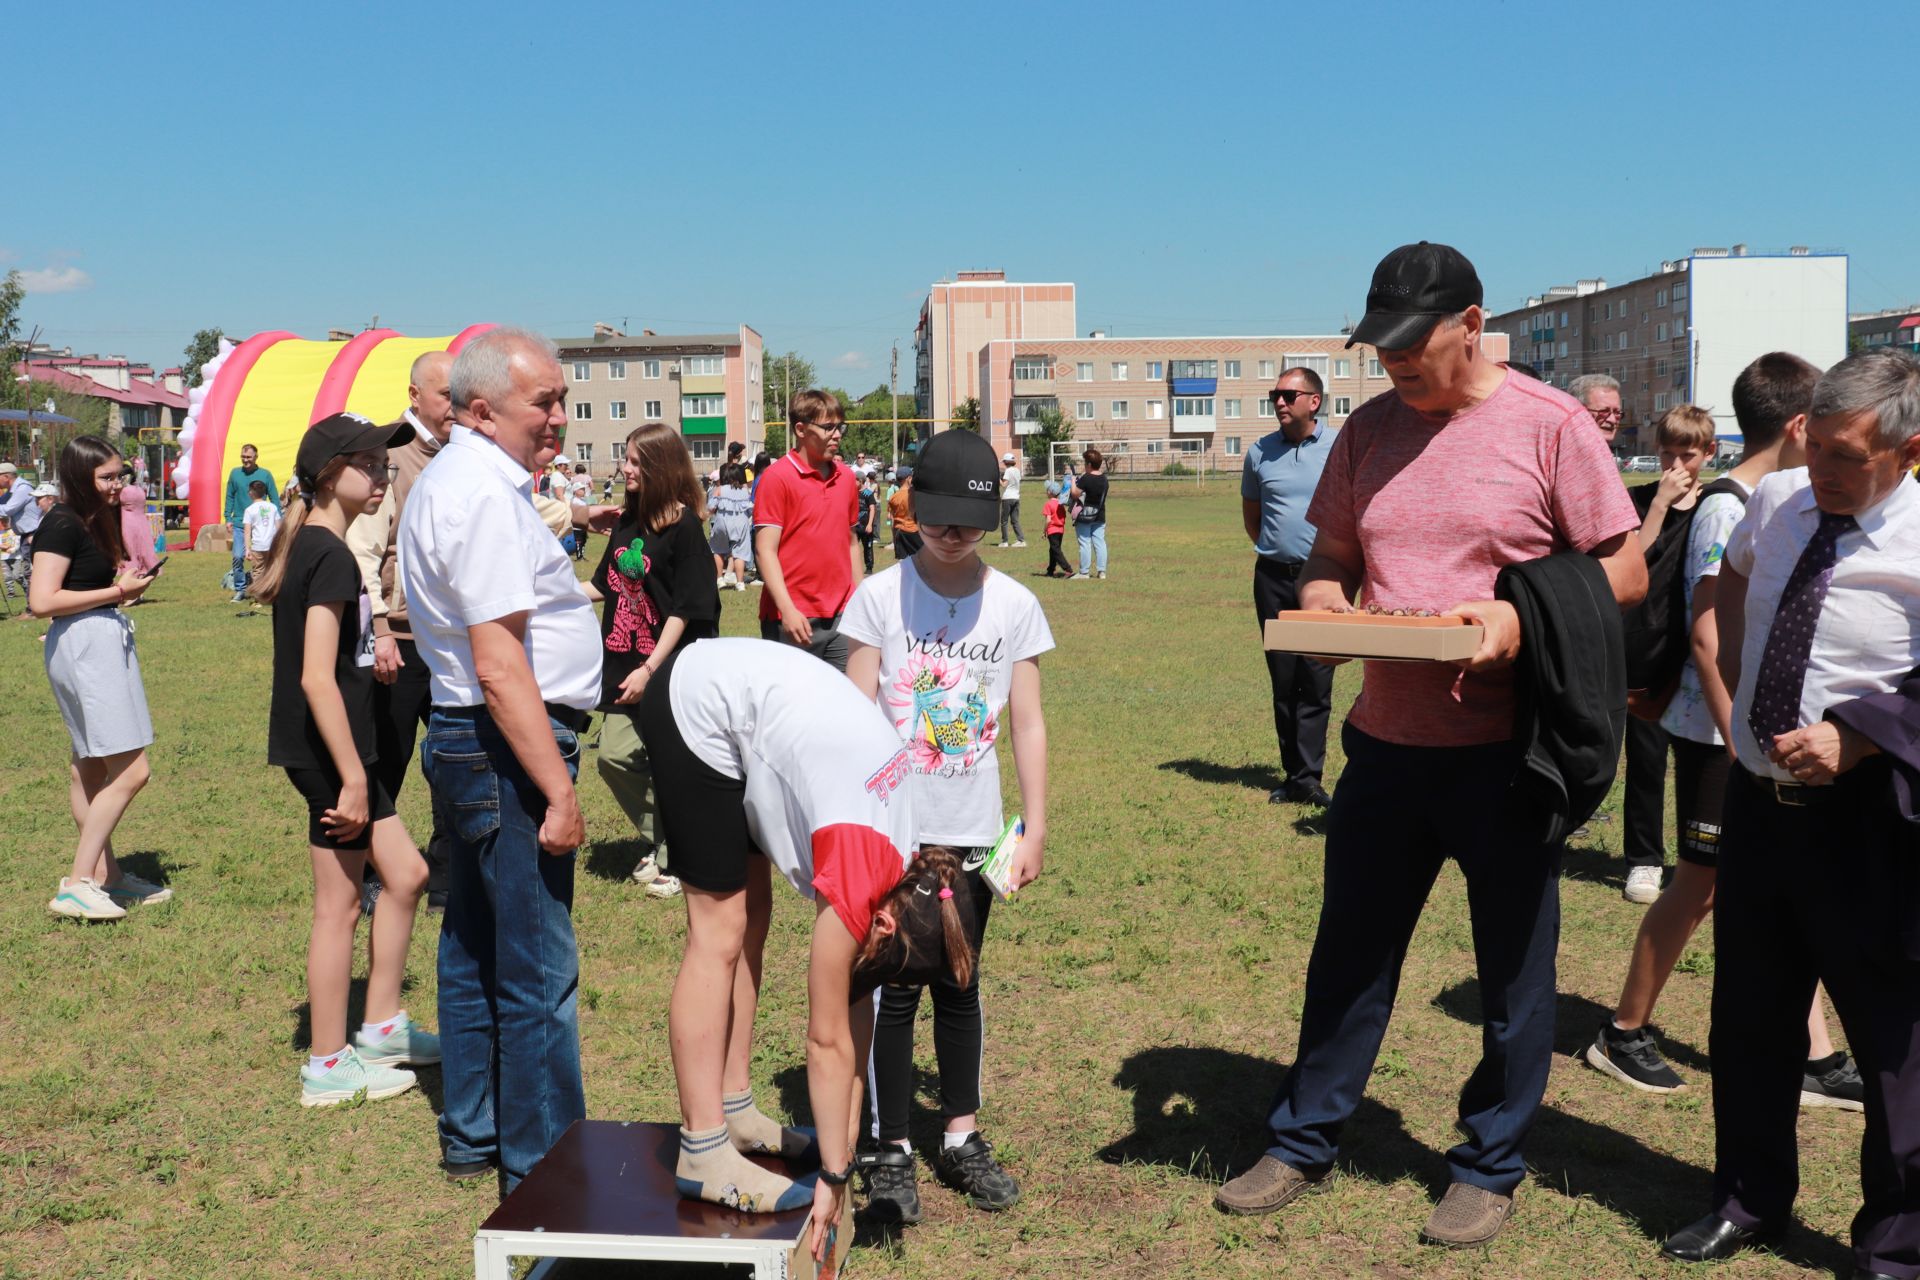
top-left (442, 1154), bottom-right (495, 1181)
top-left (1283, 780), bottom-right (1333, 808)
top-left (1267, 786), bottom-right (1290, 805)
top-left (1660, 1212), bottom-right (1782, 1262)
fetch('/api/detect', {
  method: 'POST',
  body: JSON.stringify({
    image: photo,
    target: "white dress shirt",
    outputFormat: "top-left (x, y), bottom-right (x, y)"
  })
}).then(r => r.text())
top-left (1725, 467), bottom-right (1920, 781)
top-left (398, 425), bottom-right (601, 710)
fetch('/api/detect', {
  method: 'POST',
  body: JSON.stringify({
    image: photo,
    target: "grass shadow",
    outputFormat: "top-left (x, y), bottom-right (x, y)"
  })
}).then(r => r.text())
top-left (583, 836), bottom-right (651, 884)
top-left (1158, 757), bottom-right (1285, 795)
top-left (1428, 977), bottom-right (1711, 1075)
top-left (1096, 1045), bottom-right (1446, 1195)
top-left (115, 849), bottom-right (179, 885)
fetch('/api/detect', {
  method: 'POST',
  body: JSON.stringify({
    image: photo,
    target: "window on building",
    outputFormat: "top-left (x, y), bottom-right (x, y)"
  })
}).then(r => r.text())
top-left (1333, 358), bottom-right (1352, 379)
top-left (1111, 400), bottom-right (1129, 420)
top-left (688, 438), bottom-right (723, 461)
top-left (1655, 360), bottom-right (1668, 377)
top-left (684, 354), bottom-right (724, 376)
top-left (1223, 398), bottom-right (1242, 418)
top-left (1656, 323), bottom-right (1668, 342)
top-left (573, 402), bottom-right (592, 420)
top-left (750, 360), bottom-right (758, 383)
top-left (1173, 397), bottom-right (1214, 416)
top-left (1656, 289), bottom-right (1668, 307)
top-left (1146, 361), bottom-right (1164, 379)
top-left (608, 360), bottom-right (627, 380)
top-left (1224, 360), bottom-right (1241, 378)
top-left (573, 361), bottom-right (591, 381)
top-left (1148, 399), bottom-right (1165, 419)
top-left (1673, 281), bottom-right (1688, 303)
top-left (1170, 360), bottom-right (1218, 378)
top-left (642, 359), bottom-right (662, 379)
top-left (1147, 439), bottom-right (1165, 454)
top-left (1013, 357), bottom-right (1051, 381)
top-left (1333, 396), bottom-right (1353, 416)
top-left (1654, 393), bottom-right (1669, 412)
top-left (609, 400), bottom-right (627, 420)
top-left (1605, 334), bottom-right (1615, 351)
top-left (1076, 362), bottom-right (1093, 382)
top-left (1075, 399), bottom-right (1095, 418)
top-left (1111, 361), bottom-right (1129, 380)
top-left (1561, 311), bottom-right (1570, 327)
top-left (1258, 398), bottom-right (1276, 418)
top-left (1257, 359), bottom-right (1275, 379)
top-left (644, 399), bottom-right (663, 418)
top-left (1225, 436), bottom-right (1242, 456)
top-left (1559, 341), bottom-right (1569, 357)
top-left (681, 395), bottom-right (726, 417)
top-left (1283, 353), bottom-right (1330, 383)
top-left (1604, 302), bottom-right (1613, 320)
top-left (576, 443), bottom-right (593, 465)
top-left (1368, 358), bottom-right (1385, 378)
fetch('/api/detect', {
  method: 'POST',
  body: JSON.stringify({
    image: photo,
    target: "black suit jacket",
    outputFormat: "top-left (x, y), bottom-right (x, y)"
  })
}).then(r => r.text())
top-left (1827, 665), bottom-right (1920, 957)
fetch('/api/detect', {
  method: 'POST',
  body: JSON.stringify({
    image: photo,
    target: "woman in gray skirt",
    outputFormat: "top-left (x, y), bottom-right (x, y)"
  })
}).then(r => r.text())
top-left (30, 435), bottom-right (167, 921)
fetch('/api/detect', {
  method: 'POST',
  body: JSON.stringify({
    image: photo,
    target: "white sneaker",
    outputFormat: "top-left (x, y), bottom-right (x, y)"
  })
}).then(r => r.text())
top-left (1624, 865), bottom-right (1663, 905)
top-left (105, 872), bottom-right (173, 907)
top-left (632, 852), bottom-right (661, 884)
top-left (996, 541), bottom-right (1009, 548)
top-left (1014, 541), bottom-right (1027, 548)
top-left (645, 874), bottom-right (682, 900)
top-left (49, 877), bottom-right (127, 921)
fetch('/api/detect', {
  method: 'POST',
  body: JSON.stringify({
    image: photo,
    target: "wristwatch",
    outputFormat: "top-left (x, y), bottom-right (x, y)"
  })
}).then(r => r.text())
top-left (818, 1163), bottom-right (854, 1186)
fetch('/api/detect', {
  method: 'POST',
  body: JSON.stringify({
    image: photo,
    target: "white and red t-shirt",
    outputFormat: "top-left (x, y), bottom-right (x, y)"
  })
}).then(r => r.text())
top-left (667, 638), bottom-right (916, 941)
top-left (1307, 371), bottom-right (1639, 747)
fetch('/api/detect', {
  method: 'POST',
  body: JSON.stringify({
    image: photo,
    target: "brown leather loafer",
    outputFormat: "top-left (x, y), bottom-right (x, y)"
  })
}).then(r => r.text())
top-left (1214, 1155), bottom-right (1326, 1216)
top-left (1420, 1182), bottom-right (1514, 1247)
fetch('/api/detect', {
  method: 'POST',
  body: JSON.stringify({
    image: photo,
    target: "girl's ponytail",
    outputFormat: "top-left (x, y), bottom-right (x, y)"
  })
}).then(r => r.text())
top-left (249, 460), bottom-right (341, 604)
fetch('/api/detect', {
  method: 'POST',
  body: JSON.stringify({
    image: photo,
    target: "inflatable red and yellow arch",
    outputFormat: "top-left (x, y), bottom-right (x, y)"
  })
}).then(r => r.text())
top-left (172, 324), bottom-right (495, 539)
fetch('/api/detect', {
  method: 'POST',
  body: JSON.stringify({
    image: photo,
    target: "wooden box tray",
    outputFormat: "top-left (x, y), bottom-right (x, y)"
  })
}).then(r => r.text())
top-left (1264, 610), bottom-right (1484, 662)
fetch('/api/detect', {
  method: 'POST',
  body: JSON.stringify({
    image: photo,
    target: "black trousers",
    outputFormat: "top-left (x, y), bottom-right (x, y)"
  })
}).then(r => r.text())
top-left (759, 613), bottom-right (848, 673)
top-left (1253, 557), bottom-right (1334, 788)
top-left (372, 636), bottom-right (449, 895)
top-left (870, 866), bottom-right (994, 1142)
top-left (1710, 762), bottom-right (1920, 1276)
top-left (856, 529), bottom-right (875, 574)
top-left (1622, 716), bottom-right (1669, 867)
top-left (1044, 532), bottom-right (1073, 576)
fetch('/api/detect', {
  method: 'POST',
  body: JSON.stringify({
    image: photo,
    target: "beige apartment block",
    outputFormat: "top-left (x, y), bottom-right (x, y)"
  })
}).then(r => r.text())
top-left (915, 271), bottom-right (1076, 425)
top-left (554, 323), bottom-right (764, 480)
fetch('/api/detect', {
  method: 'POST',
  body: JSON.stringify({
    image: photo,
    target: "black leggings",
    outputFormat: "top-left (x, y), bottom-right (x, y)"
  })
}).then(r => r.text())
top-left (1044, 532), bottom-right (1073, 576)
top-left (870, 866), bottom-right (993, 1142)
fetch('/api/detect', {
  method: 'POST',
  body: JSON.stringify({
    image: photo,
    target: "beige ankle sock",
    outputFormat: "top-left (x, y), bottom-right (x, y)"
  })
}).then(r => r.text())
top-left (722, 1090), bottom-right (820, 1162)
top-left (676, 1123), bottom-right (812, 1213)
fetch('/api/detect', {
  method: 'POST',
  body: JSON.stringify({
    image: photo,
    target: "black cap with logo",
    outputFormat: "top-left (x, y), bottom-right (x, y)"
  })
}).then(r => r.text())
top-left (908, 429), bottom-right (1001, 529)
top-left (1345, 242), bottom-right (1483, 351)
top-left (294, 412), bottom-right (414, 494)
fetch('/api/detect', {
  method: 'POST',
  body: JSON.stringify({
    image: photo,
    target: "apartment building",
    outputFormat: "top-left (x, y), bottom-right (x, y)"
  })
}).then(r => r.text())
top-left (915, 271), bottom-right (1076, 426)
top-left (1487, 246), bottom-right (1847, 453)
top-left (17, 347), bottom-right (188, 436)
top-left (553, 323), bottom-right (764, 477)
top-left (1850, 305), bottom-right (1920, 356)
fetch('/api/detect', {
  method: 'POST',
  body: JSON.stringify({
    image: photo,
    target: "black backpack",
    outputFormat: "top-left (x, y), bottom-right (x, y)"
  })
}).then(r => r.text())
top-left (1621, 476), bottom-right (1745, 691)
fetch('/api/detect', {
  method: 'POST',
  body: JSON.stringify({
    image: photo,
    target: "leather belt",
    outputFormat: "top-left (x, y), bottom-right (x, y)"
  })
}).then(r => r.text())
top-left (1261, 558), bottom-right (1307, 581)
top-left (1771, 778), bottom-right (1835, 807)
top-left (544, 701), bottom-right (593, 733)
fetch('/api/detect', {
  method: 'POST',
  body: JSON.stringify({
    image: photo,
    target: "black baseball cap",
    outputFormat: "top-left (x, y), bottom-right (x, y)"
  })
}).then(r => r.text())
top-left (1346, 242), bottom-right (1484, 351)
top-left (294, 412), bottom-right (413, 493)
top-left (908, 430), bottom-right (1000, 529)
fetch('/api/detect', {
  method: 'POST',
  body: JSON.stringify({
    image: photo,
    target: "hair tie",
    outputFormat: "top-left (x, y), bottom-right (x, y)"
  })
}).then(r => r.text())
top-left (938, 887), bottom-right (953, 900)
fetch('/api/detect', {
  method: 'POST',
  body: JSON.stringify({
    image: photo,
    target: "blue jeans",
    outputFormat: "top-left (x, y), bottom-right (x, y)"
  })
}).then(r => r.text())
top-left (1075, 520), bottom-right (1107, 573)
top-left (1263, 724), bottom-right (1562, 1195)
top-left (229, 523), bottom-right (247, 584)
top-left (423, 705), bottom-right (585, 1191)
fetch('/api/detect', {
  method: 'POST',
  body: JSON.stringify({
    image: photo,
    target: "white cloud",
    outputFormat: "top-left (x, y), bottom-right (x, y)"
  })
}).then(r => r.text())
top-left (18, 265), bottom-right (92, 294)
top-left (830, 350), bottom-right (871, 371)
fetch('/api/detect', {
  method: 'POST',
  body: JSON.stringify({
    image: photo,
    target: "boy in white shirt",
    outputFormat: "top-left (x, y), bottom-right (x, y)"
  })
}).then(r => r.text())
top-left (243, 480), bottom-right (280, 580)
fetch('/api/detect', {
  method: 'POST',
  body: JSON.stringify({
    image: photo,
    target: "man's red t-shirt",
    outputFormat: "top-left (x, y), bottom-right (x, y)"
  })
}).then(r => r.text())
top-left (753, 451), bottom-right (859, 621)
top-left (1306, 371), bottom-right (1639, 748)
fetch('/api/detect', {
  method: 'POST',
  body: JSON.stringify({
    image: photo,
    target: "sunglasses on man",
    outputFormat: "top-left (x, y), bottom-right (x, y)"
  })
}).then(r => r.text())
top-left (1269, 388), bottom-right (1319, 406)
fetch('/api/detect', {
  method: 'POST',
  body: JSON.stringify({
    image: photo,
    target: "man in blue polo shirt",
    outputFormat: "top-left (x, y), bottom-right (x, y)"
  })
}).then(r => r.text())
top-left (1242, 366), bottom-right (1336, 807)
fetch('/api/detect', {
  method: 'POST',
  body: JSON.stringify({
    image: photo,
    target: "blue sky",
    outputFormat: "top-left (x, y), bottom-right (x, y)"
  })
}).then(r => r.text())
top-left (10, 0), bottom-right (1916, 387)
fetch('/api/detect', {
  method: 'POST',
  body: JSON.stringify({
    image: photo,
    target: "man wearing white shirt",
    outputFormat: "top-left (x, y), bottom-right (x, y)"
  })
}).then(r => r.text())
top-left (399, 327), bottom-right (601, 1194)
top-left (1662, 349), bottom-right (1920, 1270)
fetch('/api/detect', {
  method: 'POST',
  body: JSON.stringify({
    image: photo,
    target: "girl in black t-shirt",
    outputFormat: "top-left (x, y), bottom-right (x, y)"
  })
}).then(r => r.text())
top-left (33, 435), bottom-right (164, 923)
top-left (583, 422), bottom-right (722, 893)
top-left (252, 416), bottom-right (439, 1107)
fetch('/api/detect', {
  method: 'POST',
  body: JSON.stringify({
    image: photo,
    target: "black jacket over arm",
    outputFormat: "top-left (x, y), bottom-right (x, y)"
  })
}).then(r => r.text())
top-left (1496, 551), bottom-right (1628, 846)
top-left (1826, 666), bottom-right (1920, 958)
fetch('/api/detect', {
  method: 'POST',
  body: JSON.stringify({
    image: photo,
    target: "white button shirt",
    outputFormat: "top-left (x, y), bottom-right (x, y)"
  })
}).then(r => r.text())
top-left (398, 425), bottom-right (602, 710)
top-left (1725, 467), bottom-right (1920, 781)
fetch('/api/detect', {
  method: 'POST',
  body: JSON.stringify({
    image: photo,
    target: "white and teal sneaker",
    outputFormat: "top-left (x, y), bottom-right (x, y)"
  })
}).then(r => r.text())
top-left (105, 872), bottom-right (173, 907)
top-left (49, 877), bottom-right (127, 921)
top-left (300, 1045), bottom-right (417, 1108)
top-left (353, 1011), bottom-right (441, 1067)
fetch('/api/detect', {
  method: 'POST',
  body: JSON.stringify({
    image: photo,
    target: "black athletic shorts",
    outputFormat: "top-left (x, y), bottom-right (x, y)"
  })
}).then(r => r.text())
top-left (284, 766), bottom-right (396, 851)
top-left (635, 651), bottom-right (759, 893)
top-left (1670, 736), bottom-right (1730, 867)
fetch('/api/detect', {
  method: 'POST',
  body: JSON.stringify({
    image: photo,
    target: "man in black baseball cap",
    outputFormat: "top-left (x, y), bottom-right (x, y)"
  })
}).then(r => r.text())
top-left (294, 412), bottom-right (414, 499)
top-left (1345, 241), bottom-right (1484, 353)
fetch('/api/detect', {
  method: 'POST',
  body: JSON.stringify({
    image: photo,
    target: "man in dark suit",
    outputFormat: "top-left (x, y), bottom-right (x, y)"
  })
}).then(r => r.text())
top-left (1661, 349), bottom-right (1920, 1278)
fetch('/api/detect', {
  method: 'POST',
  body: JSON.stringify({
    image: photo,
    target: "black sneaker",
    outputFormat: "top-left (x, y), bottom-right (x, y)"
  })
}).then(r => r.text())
top-left (858, 1146), bottom-right (922, 1224)
top-left (933, 1132), bottom-right (1020, 1211)
top-left (1584, 1022), bottom-right (1685, 1093)
top-left (1802, 1053), bottom-right (1865, 1112)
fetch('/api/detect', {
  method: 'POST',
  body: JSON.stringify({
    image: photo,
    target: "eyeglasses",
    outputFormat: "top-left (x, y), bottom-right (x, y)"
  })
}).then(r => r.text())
top-left (1588, 407), bottom-right (1623, 421)
top-left (920, 523), bottom-right (987, 542)
top-left (803, 422), bottom-right (847, 435)
top-left (1270, 388), bottom-right (1319, 405)
top-left (346, 458), bottom-right (400, 482)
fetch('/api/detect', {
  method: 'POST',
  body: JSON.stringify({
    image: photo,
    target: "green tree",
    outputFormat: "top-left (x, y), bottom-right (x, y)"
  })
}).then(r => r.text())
top-left (951, 397), bottom-right (980, 432)
top-left (183, 327), bottom-right (225, 388)
top-left (1026, 405), bottom-right (1076, 464)
top-left (0, 269), bottom-right (25, 411)
top-left (761, 350), bottom-right (817, 429)
top-left (847, 383), bottom-right (904, 459)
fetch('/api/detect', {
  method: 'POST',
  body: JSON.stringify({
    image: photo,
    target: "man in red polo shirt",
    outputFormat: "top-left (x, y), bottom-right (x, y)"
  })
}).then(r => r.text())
top-left (754, 388), bottom-right (862, 670)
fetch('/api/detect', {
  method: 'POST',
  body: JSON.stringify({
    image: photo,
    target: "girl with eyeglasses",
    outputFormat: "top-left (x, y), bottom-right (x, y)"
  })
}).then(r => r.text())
top-left (253, 414), bottom-right (441, 1107)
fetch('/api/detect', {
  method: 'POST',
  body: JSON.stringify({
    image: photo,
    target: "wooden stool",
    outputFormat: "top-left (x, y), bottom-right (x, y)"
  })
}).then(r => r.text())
top-left (473, 1120), bottom-right (847, 1279)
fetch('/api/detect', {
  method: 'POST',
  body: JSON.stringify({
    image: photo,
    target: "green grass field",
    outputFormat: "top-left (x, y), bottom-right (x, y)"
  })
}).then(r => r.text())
top-left (0, 481), bottom-right (1855, 1278)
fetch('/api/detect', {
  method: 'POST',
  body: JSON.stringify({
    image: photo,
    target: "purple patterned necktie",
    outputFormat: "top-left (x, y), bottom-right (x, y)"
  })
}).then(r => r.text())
top-left (1747, 509), bottom-right (1856, 748)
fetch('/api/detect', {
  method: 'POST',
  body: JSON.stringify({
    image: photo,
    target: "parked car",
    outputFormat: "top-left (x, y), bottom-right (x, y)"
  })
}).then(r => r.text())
top-left (1625, 456), bottom-right (1660, 473)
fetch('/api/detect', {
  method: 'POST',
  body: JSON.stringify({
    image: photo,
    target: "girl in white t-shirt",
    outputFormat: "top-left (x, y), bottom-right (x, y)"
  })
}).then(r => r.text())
top-left (841, 427), bottom-right (1052, 1222)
